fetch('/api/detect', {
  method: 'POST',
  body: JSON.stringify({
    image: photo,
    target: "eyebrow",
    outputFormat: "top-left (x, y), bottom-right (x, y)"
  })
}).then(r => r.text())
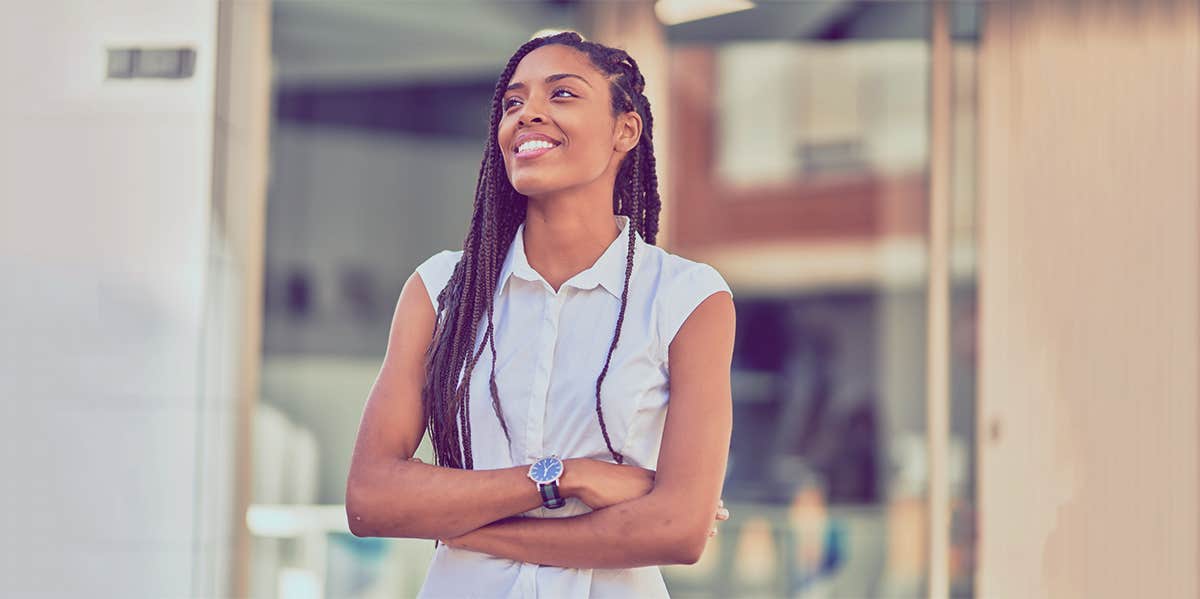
top-left (506, 73), bottom-right (593, 92)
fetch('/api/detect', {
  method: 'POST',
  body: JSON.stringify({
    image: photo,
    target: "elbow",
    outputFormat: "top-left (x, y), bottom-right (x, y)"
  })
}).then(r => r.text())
top-left (671, 533), bottom-right (707, 565)
top-left (345, 464), bottom-right (398, 538)
top-left (347, 516), bottom-right (371, 538)
top-left (346, 504), bottom-right (372, 538)
top-left (639, 492), bottom-right (713, 565)
top-left (345, 479), bottom-right (374, 537)
top-left (664, 524), bottom-right (710, 565)
top-left (345, 461), bottom-right (424, 539)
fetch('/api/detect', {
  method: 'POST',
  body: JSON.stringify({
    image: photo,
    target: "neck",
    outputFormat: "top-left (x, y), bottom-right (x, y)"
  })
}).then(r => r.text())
top-left (521, 187), bottom-right (622, 291)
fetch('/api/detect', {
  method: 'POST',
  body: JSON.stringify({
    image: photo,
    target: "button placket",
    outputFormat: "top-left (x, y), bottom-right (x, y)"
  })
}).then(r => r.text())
top-left (517, 561), bottom-right (537, 597)
top-left (525, 290), bottom-right (562, 464)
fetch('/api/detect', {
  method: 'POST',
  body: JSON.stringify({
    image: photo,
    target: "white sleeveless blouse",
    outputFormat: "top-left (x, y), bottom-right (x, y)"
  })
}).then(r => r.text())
top-left (412, 214), bottom-right (732, 598)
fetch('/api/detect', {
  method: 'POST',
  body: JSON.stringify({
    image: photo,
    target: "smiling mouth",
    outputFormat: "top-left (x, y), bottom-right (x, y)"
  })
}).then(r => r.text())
top-left (514, 140), bottom-right (561, 160)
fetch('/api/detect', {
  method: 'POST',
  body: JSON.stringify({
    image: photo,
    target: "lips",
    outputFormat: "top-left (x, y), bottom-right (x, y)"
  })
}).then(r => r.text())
top-left (515, 144), bottom-right (558, 160)
top-left (512, 132), bottom-right (562, 160)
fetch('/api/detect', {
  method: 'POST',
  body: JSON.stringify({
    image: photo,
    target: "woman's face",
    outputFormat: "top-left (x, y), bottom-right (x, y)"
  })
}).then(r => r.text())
top-left (496, 44), bottom-right (640, 198)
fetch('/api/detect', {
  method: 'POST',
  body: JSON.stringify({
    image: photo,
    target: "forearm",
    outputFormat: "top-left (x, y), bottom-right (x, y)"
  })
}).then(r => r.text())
top-left (346, 458), bottom-right (544, 540)
top-left (442, 491), bottom-right (703, 568)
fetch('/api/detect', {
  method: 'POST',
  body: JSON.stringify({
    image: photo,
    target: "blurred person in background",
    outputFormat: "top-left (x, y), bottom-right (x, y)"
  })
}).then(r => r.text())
top-left (345, 31), bottom-right (737, 598)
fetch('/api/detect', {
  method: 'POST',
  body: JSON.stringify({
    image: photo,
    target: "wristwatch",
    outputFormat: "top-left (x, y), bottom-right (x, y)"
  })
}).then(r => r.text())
top-left (527, 454), bottom-right (566, 509)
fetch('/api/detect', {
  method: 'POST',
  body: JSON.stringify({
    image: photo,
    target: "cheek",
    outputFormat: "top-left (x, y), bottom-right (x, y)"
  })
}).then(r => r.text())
top-left (496, 127), bottom-right (509, 154)
top-left (564, 123), bottom-right (612, 161)
top-left (497, 115), bottom-right (517, 148)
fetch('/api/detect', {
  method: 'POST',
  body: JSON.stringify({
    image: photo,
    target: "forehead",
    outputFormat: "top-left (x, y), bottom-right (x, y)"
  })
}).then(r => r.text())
top-left (509, 44), bottom-right (602, 85)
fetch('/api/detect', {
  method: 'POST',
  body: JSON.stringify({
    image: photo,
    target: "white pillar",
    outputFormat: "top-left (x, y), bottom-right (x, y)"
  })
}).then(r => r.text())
top-left (977, 1), bottom-right (1199, 597)
top-left (0, 1), bottom-right (270, 597)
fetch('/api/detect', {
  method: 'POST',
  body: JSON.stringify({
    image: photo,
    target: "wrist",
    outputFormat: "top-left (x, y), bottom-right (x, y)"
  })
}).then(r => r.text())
top-left (557, 458), bottom-right (585, 499)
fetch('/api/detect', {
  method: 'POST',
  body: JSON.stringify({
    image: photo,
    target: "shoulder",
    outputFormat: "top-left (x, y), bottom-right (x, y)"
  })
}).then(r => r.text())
top-left (645, 247), bottom-right (733, 350)
top-left (416, 248), bottom-right (464, 273)
top-left (414, 249), bottom-right (464, 315)
top-left (660, 251), bottom-right (729, 291)
top-left (635, 243), bottom-right (727, 287)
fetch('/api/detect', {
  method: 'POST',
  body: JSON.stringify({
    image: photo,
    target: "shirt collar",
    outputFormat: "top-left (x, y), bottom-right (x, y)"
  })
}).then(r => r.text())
top-left (495, 214), bottom-right (645, 301)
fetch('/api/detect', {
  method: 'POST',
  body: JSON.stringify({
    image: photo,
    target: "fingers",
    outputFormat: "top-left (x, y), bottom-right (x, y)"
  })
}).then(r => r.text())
top-left (714, 498), bottom-right (730, 520)
top-left (709, 498), bottom-right (731, 538)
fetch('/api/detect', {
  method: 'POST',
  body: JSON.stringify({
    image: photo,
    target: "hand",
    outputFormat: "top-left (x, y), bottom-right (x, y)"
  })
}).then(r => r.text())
top-left (709, 498), bottom-right (731, 538)
top-left (559, 458), bottom-right (655, 510)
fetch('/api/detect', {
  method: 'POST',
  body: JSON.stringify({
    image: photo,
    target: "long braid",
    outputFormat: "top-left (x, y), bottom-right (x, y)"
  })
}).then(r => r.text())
top-left (589, 48), bottom-right (663, 459)
top-left (425, 46), bottom-right (530, 474)
top-left (458, 139), bottom-right (503, 469)
top-left (594, 144), bottom-right (642, 465)
top-left (423, 32), bottom-right (663, 527)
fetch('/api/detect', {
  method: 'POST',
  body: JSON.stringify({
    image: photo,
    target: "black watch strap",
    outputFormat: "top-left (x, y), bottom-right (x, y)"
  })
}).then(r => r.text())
top-left (538, 481), bottom-right (566, 509)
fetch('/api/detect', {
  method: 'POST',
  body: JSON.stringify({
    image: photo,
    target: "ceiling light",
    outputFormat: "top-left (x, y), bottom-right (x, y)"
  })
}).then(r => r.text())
top-left (654, 0), bottom-right (755, 26)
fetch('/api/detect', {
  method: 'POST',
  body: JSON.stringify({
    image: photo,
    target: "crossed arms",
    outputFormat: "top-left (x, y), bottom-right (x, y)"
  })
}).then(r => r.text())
top-left (344, 272), bottom-right (736, 569)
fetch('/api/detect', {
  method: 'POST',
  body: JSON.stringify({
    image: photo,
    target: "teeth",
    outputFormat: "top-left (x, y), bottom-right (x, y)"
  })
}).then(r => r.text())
top-left (517, 139), bottom-right (556, 153)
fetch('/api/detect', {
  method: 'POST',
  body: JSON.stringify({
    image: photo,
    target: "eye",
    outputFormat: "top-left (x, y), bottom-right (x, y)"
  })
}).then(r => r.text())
top-left (503, 88), bottom-right (577, 111)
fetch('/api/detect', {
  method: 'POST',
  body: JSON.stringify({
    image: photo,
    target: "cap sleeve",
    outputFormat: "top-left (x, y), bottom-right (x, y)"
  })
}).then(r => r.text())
top-left (415, 249), bottom-right (463, 315)
top-left (657, 262), bottom-right (734, 351)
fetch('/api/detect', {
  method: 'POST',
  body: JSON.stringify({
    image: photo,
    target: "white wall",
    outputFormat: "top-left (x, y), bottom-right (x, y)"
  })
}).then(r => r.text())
top-left (0, 2), bottom-right (247, 597)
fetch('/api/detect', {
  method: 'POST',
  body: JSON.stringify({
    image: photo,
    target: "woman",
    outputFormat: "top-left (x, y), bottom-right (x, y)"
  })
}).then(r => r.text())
top-left (345, 31), bottom-right (736, 598)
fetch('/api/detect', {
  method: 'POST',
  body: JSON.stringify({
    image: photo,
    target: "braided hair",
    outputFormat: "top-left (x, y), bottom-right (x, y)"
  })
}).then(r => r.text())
top-left (422, 31), bottom-right (661, 485)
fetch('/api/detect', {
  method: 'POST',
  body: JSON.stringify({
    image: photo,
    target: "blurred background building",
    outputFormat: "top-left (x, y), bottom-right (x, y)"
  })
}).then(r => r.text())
top-left (1, 1), bottom-right (1196, 599)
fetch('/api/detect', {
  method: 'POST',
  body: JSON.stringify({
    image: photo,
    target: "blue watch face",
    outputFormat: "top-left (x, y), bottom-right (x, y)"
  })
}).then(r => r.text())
top-left (530, 457), bottom-right (563, 484)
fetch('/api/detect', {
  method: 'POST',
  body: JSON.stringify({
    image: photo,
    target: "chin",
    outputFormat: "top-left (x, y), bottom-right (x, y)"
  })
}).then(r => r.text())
top-left (511, 177), bottom-right (566, 198)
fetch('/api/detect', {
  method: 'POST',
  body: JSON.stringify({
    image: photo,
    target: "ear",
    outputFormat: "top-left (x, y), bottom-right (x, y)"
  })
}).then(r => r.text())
top-left (613, 110), bottom-right (643, 153)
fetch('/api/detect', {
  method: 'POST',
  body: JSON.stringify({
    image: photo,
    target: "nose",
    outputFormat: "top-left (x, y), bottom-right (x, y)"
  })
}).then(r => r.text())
top-left (517, 96), bottom-right (547, 127)
top-left (518, 112), bottom-right (544, 127)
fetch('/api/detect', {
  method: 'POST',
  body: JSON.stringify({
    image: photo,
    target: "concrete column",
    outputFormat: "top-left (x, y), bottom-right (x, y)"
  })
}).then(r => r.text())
top-left (0, 1), bottom-right (270, 596)
top-left (976, 1), bottom-right (1199, 597)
